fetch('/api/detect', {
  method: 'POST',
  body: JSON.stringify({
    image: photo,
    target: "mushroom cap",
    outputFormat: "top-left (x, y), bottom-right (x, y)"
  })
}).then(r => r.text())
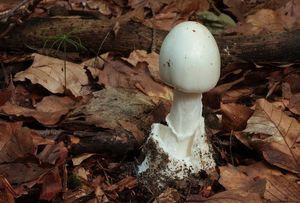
top-left (159, 21), bottom-right (220, 93)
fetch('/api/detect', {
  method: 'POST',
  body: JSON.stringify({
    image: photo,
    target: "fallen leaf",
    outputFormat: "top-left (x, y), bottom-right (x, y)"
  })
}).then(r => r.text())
top-left (0, 122), bottom-right (35, 163)
top-left (122, 50), bottom-right (161, 82)
top-left (105, 176), bottom-right (137, 192)
top-left (223, 0), bottom-right (251, 21)
top-left (0, 95), bottom-right (76, 126)
top-left (242, 99), bottom-right (300, 173)
top-left (219, 162), bottom-right (300, 202)
top-left (97, 59), bottom-right (172, 101)
top-left (72, 153), bottom-right (95, 166)
top-left (187, 187), bottom-right (263, 203)
top-left (39, 167), bottom-right (62, 201)
top-left (143, 0), bottom-right (209, 30)
top-left (222, 88), bottom-right (253, 103)
top-left (73, 166), bottom-right (89, 180)
top-left (14, 54), bottom-right (93, 97)
top-left (153, 187), bottom-right (180, 203)
top-left (221, 103), bottom-right (254, 131)
top-left (37, 142), bottom-right (68, 165)
top-left (0, 163), bottom-right (49, 189)
top-left (245, 9), bottom-right (284, 34)
top-left (286, 93), bottom-right (300, 115)
top-left (0, 88), bottom-right (11, 106)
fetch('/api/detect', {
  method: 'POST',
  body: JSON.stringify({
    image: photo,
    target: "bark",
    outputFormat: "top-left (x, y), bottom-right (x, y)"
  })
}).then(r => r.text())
top-left (70, 130), bottom-right (137, 155)
top-left (1, 17), bottom-right (300, 66)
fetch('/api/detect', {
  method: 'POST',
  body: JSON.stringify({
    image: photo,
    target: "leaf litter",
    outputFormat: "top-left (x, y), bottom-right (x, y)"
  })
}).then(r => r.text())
top-left (1, 0), bottom-right (300, 202)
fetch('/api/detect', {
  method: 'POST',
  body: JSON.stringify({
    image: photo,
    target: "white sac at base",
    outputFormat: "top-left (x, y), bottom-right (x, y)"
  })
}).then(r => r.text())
top-left (138, 121), bottom-right (215, 181)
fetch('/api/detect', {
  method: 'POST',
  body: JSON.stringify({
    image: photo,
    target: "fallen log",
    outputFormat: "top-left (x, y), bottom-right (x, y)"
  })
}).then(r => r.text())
top-left (1, 17), bottom-right (300, 66)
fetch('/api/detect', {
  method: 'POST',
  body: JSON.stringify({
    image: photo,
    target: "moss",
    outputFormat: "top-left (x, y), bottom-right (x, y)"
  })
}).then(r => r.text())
top-left (68, 174), bottom-right (81, 189)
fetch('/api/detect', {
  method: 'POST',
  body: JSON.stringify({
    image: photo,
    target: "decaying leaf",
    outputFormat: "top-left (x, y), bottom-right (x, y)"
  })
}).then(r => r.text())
top-left (241, 99), bottom-right (300, 173)
top-left (72, 153), bottom-right (95, 166)
top-left (122, 50), bottom-right (161, 82)
top-left (154, 188), bottom-right (180, 203)
top-left (104, 176), bottom-right (137, 192)
top-left (96, 58), bottom-right (172, 101)
top-left (143, 0), bottom-right (209, 30)
top-left (39, 167), bottom-right (62, 201)
top-left (0, 88), bottom-right (11, 106)
top-left (221, 103), bottom-right (253, 131)
top-left (246, 9), bottom-right (284, 34)
top-left (14, 54), bottom-right (94, 97)
top-left (0, 95), bottom-right (77, 126)
top-left (0, 122), bottom-right (35, 163)
top-left (219, 162), bottom-right (300, 202)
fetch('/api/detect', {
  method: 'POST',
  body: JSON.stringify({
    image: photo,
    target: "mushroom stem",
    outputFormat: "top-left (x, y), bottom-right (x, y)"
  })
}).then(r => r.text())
top-left (166, 89), bottom-right (203, 141)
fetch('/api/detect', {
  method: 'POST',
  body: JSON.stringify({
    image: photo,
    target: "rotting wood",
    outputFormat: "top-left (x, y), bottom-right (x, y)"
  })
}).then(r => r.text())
top-left (0, 17), bottom-right (300, 67)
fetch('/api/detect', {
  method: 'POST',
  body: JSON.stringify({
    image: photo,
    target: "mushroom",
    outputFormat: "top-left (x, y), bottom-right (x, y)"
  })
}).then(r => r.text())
top-left (138, 21), bottom-right (220, 189)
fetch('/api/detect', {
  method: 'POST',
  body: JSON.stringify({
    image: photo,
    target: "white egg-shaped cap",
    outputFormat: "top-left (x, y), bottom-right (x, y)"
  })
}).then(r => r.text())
top-left (159, 21), bottom-right (220, 93)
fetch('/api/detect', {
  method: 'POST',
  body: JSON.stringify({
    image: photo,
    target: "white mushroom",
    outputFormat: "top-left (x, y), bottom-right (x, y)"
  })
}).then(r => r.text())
top-left (138, 21), bottom-right (220, 189)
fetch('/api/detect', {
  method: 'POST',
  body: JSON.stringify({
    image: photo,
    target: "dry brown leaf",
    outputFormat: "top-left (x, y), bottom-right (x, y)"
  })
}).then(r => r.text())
top-left (222, 88), bottom-right (253, 104)
top-left (97, 59), bottom-right (172, 101)
top-left (153, 188), bottom-right (180, 203)
top-left (187, 190), bottom-right (262, 203)
top-left (286, 93), bottom-right (300, 115)
top-left (219, 164), bottom-right (255, 190)
top-left (0, 122), bottom-right (35, 164)
top-left (0, 163), bottom-right (49, 195)
top-left (122, 50), bottom-right (161, 82)
top-left (0, 95), bottom-right (76, 126)
top-left (245, 9), bottom-right (285, 34)
top-left (242, 99), bottom-right (300, 173)
top-left (0, 88), bottom-right (11, 107)
top-left (37, 142), bottom-right (68, 165)
top-left (277, 0), bottom-right (300, 30)
top-left (105, 176), bottom-right (137, 192)
top-left (0, 176), bottom-right (16, 203)
top-left (14, 54), bottom-right (92, 97)
top-left (221, 103), bottom-right (254, 131)
top-left (72, 153), bottom-right (95, 166)
top-left (39, 167), bottom-right (62, 201)
top-left (223, 0), bottom-right (251, 21)
top-left (219, 162), bottom-right (300, 202)
top-left (143, 0), bottom-right (209, 30)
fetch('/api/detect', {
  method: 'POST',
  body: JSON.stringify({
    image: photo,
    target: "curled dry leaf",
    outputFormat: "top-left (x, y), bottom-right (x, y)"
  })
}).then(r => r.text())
top-left (37, 142), bottom-right (68, 165)
top-left (0, 122), bottom-right (35, 163)
top-left (241, 98), bottom-right (300, 173)
top-left (223, 0), bottom-right (251, 21)
top-left (221, 88), bottom-right (253, 104)
top-left (187, 190), bottom-right (263, 203)
top-left (219, 162), bottom-right (300, 202)
top-left (143, 0), bottom-right (209, 30)
top-left (0, 163), bottom-right (49, 196)
top-left (221, 103), bottom-right (254, 131)
top-left (72, 153), bottom-right (95, 166)
top-left (0, 95), bottom-right (76, 126)
top-left (14, 54), bottom-right (93, 97)
top-left (122, 50), bottom-right (161, 82)
top-left (246, 9), bottom-right (284, 34)
top-left (96, 58), bottom-right (172, 101)
top-left (153, 187), bottom-right (180, 203)
top-left (0, 88), bottom-right (11, 107)
top-left (39, 167), bottom-right (62, 201)
top-left (104, 176), bottom-right (137, 192)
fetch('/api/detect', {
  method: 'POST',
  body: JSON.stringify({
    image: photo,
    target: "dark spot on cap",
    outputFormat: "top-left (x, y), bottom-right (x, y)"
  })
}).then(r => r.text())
top-left (192, 30), bottom-right (195, 32)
